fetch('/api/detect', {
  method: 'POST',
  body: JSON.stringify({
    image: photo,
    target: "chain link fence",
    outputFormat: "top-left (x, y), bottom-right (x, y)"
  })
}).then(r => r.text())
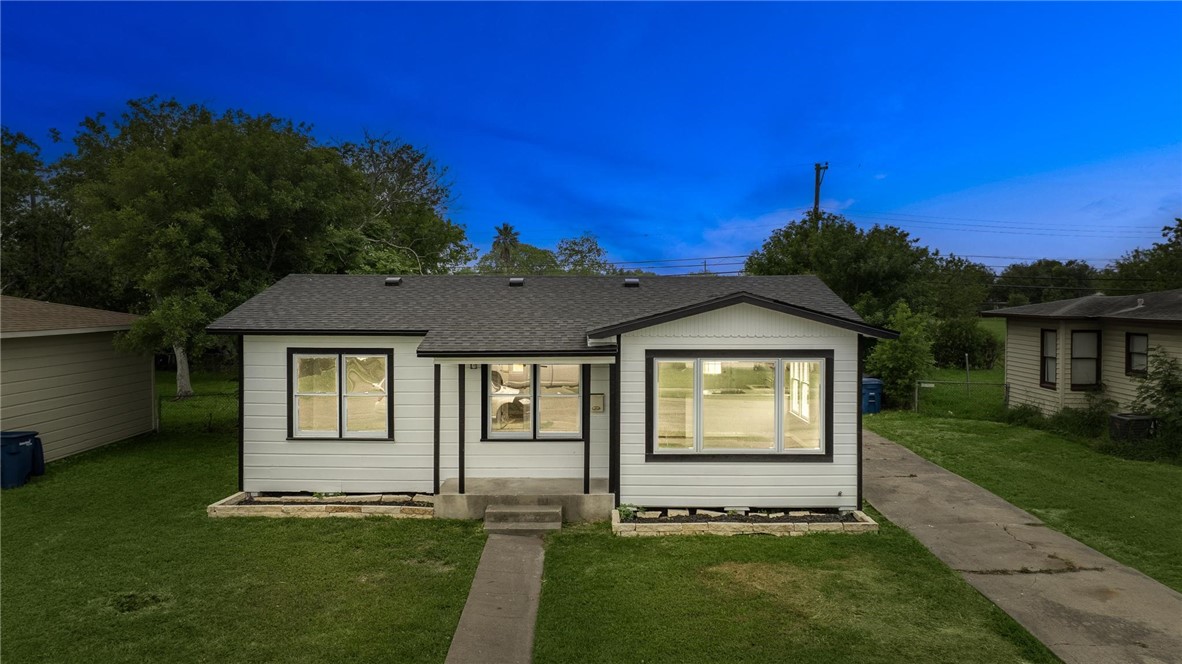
top-left (914, 380), bottom-right (1009, 421)
top-left (158, 393), bottom-right (239, 433)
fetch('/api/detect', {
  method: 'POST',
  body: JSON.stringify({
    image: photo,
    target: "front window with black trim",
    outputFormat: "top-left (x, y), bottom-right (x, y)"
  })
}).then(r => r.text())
top-left (1070, 330), bottom-right (1100, 389)
top-left (290, 350), bottom-right (392, 439)
top-left (1126, 333), bottom-right (1148, 376)
top-left (1040, 329), bottom-right (1057, 388)
top-left (653, 355), bottom-right (827, 455)
top-left (485, 364), bottom-right (583, 440)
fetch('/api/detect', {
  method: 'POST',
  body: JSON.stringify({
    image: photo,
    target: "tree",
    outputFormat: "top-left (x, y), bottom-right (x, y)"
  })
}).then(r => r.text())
top-left (910, 254), bottom-right (994, 319)
top-left (472, 242), bottom-right (560, 275)
top-left (1, 128), bottom-right (76, 301)
top-left (491, 223), bottom-right (521, 274)
top-left (745, 211), bottom-right (929, 322)
top-left (1102, 219), bottom-right (1182, 293)
top-left (555, 232), bottom-right (614, 275)
top-left (865, 303), bottom-right (934, 407)
top-left (990, 259), bottom-right (1098, 305)
top-left (337, 133), bottom-right (473, 274)
top-left (58, 97), bottom-right (364, 396)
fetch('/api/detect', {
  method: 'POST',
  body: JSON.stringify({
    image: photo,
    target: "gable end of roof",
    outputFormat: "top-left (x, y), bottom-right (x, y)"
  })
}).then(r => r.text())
top-left (586, 291), bottom-right (899, 339)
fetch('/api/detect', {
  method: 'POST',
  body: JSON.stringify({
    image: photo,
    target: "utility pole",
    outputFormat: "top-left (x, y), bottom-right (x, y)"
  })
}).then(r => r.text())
top-left (813, 162), bottom-right (829, 230)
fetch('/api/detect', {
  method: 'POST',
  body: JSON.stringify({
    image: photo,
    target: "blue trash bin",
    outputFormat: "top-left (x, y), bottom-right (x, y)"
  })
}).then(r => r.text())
top-left (861, 377), bottom-right (884, 415)
top-left (2, 430), bottom-right (38, 489)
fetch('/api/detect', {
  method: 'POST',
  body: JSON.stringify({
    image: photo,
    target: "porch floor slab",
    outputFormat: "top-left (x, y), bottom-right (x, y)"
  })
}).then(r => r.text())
top-left (436, 478), bottom-right (613, 522)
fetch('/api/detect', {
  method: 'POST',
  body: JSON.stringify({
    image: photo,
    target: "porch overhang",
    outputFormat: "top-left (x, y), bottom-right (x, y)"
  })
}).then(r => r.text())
top-left (424, 354), bottom-right (616, 365)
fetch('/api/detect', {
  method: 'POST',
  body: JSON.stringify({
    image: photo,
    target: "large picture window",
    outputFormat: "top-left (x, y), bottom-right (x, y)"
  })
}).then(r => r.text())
top-left (649, 352), bottom-right (831, 459)
top-left (1071, 330), bottom-right (1100, 389)
top-left (484, 364), bottom-right (586, 440)
top-left (1040, 329), bottom-right (1057, 388)
top-left (288, 349), bottom-right (392, 439)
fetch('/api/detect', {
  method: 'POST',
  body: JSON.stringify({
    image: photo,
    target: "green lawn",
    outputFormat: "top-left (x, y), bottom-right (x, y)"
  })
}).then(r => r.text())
top-left (0, 430), bottom-right (486, 664)
top-left (535, 519), bottom-right (1055, 664)
top-left (865, 412), bottom-right (1182, 592)
top-left (979, 316), bottom-right (1005, 342)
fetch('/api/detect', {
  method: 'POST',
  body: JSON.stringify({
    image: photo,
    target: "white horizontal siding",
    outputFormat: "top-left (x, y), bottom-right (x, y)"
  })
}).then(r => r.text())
top-left (1005, 319), bottom-right (1064, 415)
top-left (1095, 322), bottom-right (1182, 409)
top-left (619, 303), bottom-right (860, 509)
top-left (0, 332), bottom-right (154, 461)
top-left (242, 335), bottom-right (434, 493)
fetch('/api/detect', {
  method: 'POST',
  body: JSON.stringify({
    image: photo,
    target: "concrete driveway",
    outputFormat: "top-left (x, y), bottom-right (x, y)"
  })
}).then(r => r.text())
top-left (863, 430), bottom-right (1182, 664)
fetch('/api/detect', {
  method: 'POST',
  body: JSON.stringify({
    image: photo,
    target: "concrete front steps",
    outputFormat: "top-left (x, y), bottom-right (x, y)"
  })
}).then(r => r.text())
top-left (484, 504), bottom-right (562, 537)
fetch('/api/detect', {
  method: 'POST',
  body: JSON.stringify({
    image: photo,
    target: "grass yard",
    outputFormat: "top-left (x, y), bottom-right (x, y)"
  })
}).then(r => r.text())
top-left (0, 428), bottom-right (486, 664)
top-left (866, 412), bottom-right (1182, 593)
top-left (535, 519), bottom-right (1055, 664)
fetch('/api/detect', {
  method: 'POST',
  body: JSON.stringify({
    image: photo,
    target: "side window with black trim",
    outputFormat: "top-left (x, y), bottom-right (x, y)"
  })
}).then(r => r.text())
top-left (290, 350), bottom-right (392, 439)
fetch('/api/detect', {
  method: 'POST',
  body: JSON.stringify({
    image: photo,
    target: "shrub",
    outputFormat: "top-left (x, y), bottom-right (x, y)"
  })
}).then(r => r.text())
top-left (1002, 403), bottom-right (1043, 427)
top-left (1126, 349), bottom-right (1182, 461)
top-left (931, 317), bottom-right (1003, 369)
top-left (866, 302), bottom-right (933, 408)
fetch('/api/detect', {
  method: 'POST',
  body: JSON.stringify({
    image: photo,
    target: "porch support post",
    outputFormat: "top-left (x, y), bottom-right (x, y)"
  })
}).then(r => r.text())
top-left (433, 363), bottom-right (441, 494)
top-left (609, 350), bottom-right (621, 505)
top-left (458, 364), bottom-right (466, 494)
top-left (582, 364), bottom-right (592, 494)
top-left (857, 335), bottom-right (864, 510)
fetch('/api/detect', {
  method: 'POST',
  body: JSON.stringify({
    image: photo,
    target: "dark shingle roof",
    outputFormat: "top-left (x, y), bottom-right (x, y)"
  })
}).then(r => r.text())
top-left (208, 274), bottom-right (893, 354)
top-left (1, 296), bottom-right (139, 335)
top-left (982, 289), bottom-right (1182, 322)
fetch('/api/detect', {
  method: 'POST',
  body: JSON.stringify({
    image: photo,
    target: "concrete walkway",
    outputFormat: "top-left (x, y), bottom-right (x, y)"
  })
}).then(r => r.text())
top-left (446, 534), bottom-right (544, 664)
top-left (863, 430), bottom-right (1182, 664)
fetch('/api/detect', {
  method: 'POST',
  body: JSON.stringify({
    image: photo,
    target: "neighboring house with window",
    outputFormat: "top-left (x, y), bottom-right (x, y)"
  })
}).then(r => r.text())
top-left (207, 275), bottom-right (896, 518)
top-left (983, 289), bottom-right (1182, 414)
top-left (0, 296), bottom-right (156, 461)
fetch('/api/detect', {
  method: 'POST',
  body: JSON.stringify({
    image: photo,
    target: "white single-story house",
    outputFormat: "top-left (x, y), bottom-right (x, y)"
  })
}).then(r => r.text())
top-left (207, 275), bottom-right (896, 518)
top-left (983, 289), bottom-right (1182, 414)
top-left (0, 296), bottom-right (156, 461)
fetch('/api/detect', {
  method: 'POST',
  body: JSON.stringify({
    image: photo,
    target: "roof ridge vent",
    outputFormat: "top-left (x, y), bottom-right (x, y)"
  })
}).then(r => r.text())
top-left (385, 277), bottom-right (403, 286)
top-left (623, 277), bottom-right (640, 288)
top-left (509, 277), bottom-right (525, 287)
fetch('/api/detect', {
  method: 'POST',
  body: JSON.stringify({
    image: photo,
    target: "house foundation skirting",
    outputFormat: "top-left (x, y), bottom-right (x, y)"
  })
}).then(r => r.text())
top-left (611, 509), bottom-right (878, 536)
top-left (207, 492), bottom-right (434, 519)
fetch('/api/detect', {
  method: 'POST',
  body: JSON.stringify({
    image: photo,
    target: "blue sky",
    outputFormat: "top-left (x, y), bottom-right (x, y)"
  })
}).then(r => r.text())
top-left (3, 2), bottom-right (1179, 273)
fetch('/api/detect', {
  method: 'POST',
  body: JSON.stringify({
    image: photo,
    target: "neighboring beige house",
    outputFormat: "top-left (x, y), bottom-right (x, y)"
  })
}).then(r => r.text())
top-left (984, 289), bottom-right (1182, 414)
top-left (0, 296), bottom-right (156, 461)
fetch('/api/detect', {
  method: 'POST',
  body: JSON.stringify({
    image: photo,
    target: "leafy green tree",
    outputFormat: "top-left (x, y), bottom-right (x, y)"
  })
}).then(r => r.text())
top-left (58, 97), bottom-right (364, 396)
top-left (745, 211), bottom-right (929, 322)
top-left (556, 232), bottom-right (614, 275)
top-left (911, 255), bottom-right (994, 319)
top-left (337, 133), bottom-right (473, 274)
top-left (1, 128), bottom-right (76, 300)
top-left (990, 259), bottom-right (1098, 304)
top-left (1102, 219), bottom-right (1182, 293)
top-left (865, 302), bottom-right (934, 407)
top-left (472, 242), bottom-right (560, 275)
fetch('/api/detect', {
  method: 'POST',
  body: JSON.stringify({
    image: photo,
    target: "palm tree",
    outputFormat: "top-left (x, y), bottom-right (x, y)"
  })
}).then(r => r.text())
top-left (491, 223), bottom-right (520, 274)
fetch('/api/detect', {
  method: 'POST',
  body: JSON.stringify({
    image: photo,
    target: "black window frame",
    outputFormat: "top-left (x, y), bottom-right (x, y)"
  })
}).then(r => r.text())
top-left (1039, 328), bottom-right (1057, 389)
top-left (644, 349), bottom-right (835, 463)
top-left (1125, 333), bottom-right (1149, 377)
top-left (480, 363), bottom-right (591, 442)
top-left (1070, 330), bottom-right (1102, 391)
top-left (286, 347), bottom-right (395, 441)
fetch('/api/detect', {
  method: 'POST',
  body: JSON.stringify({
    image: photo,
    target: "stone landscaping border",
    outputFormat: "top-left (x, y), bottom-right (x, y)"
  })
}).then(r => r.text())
top-left (611, 509), bottom-right (878, 537)
top-left (207, 492), bottom-right (434, 519)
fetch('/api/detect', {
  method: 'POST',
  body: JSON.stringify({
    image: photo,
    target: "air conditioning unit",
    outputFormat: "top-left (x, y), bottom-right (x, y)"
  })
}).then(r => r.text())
top-left (1109, 413), bottom-right (1156, 441)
